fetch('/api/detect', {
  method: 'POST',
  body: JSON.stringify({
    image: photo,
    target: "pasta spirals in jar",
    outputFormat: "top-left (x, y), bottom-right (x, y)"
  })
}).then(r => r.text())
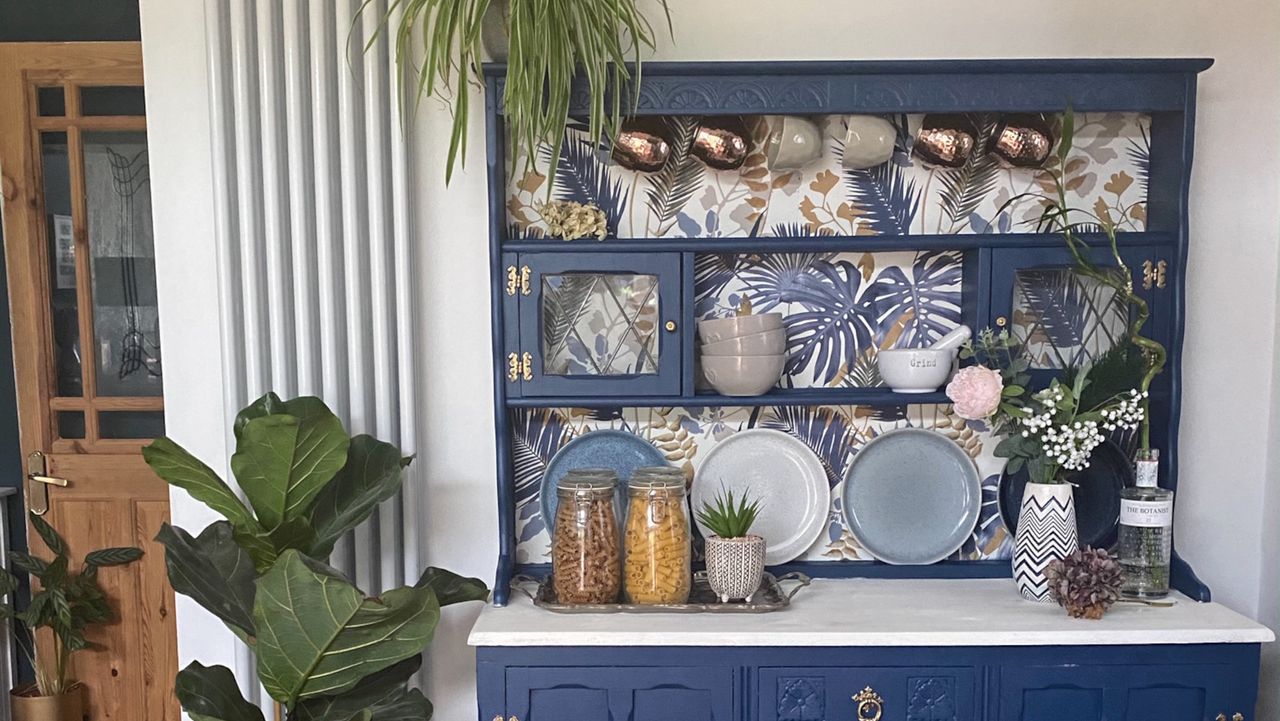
top-left (552, 469), bottom-right (621, 604)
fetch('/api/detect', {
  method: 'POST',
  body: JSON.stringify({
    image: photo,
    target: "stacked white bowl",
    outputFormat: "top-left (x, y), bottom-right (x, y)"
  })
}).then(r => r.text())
top-left (697, 313), bottom-right (786, 396)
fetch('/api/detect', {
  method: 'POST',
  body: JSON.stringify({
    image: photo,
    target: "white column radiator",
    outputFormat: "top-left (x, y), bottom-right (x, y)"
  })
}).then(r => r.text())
top-left (200, 0), bottom-right (422, 703)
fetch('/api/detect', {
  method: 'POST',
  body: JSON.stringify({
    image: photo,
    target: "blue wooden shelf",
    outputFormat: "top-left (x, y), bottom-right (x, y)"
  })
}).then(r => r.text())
top-left (506, 387), bottom-right (949, 409)
top-left (503, 231), bottom-right (1176, 254)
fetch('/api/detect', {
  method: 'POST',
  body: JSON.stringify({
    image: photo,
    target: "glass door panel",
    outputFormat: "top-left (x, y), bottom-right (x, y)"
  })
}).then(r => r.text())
top-left (515, 252), bottom-right (683, 397)
top-left (40, 132), bottom-right (84, 400)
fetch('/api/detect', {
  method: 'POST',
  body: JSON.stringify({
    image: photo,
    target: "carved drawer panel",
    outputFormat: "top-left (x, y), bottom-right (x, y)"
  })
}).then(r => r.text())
top-left (759, 667), bottom-right (977, 721)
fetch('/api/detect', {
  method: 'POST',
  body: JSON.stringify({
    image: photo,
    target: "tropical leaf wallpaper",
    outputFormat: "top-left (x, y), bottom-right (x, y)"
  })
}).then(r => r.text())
top-left (511, 404), bottom-right (1012, 565)
top-left (695, 250), bottom-right (963, 388)
top-left (507, 113), bottom-right (1150, 239)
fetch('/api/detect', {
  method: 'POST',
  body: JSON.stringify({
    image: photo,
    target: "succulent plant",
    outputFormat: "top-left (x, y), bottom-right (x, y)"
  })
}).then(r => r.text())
top-left (696, 487), bottom-right (761, 539)
top-left (1046, 546), bottom-right (1125, 619)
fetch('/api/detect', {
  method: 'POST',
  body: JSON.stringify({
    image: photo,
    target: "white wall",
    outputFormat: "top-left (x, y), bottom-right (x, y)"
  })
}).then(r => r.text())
top-left (142, 1), bottom-right (1280, 719)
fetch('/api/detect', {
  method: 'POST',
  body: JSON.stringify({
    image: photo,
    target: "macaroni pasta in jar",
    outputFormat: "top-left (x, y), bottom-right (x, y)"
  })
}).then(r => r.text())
top-left (624, 467), bottom-right (692, 604)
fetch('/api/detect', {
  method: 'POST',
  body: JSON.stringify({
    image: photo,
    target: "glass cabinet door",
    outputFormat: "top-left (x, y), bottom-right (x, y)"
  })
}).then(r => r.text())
top-left (509, 252), bottom-right (683, 397)
top-left (990, 245), bottom-right (1171, 387)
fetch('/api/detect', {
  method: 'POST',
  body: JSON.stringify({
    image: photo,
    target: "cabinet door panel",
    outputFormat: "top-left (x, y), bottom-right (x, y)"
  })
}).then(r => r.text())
top-left (997, 663), bottom-right (1230, 721)
top-left (514, 252), bottom-right (683, 397)
top-left (507, 666), bottom-right (733, 721)
top-left (989, 245), bottom-right (1169, 387)
top-left (760, 667), bottom-right (977, 721)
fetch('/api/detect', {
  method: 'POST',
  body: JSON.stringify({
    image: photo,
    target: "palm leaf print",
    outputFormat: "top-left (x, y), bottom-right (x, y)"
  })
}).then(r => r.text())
top-left (1126, 122), bottom-right (1151, 195)
top-left (843, 158), bottom-right (921, 235)
top-left (511, 408), bottom-right (570, 506)
top-left (937, 114), bottom-right (1001, 228)
top-left (541, 274), bottom-right (599, 358)
top-left (645, 116), bottom-right (705, 235)
top-left (757, 405), bottom-right (855, 487)
top-left (545, 130), bottom-right (628, 236)
top-left (693, 253), bottom-right (743, 316)
top-left (782, 260), bottom-right (877, 384)
top-left (869, 251), bottom-right (964, 347)
top-left (737, 252), bottom-right (835, 313)
top-left (1015, 268), bottom-right (1092, 351)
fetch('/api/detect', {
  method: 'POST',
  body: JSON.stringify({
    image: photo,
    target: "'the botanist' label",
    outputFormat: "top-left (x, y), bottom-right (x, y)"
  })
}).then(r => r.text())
top-left (1120, 499), bottom-right (1173, 527)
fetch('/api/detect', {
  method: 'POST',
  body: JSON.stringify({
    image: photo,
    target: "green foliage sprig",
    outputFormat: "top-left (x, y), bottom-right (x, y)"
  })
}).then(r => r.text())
top-left (998, 109), bottom-right (1167, 449)
top-left (696, 488), bottom-right (761, 539)
top-left (364, 0), bottom-right (672, 187)
top-left (0, 513), bottom-right (142, 697)
top-left (145, 393), bottom-right (488, 721)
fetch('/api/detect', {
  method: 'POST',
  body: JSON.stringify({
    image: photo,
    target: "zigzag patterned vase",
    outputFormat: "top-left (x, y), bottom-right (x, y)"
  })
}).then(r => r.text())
top-left (1013, 481), bottom-right (1078, 602)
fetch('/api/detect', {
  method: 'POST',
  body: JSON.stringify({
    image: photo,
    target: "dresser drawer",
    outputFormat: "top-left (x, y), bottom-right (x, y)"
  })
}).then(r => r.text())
top-left (759, 666), bottom-right (977, 721)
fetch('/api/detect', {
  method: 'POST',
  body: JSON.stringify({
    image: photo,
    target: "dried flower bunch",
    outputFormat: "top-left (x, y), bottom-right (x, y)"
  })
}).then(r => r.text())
top-left (1047, 546), bottom-right (1125, 619)
top-left (540, 200), bottom-right (608, 241)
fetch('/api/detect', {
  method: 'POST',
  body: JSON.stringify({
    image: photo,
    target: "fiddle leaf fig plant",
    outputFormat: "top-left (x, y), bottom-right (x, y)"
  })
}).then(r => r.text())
top-left (145, 392), bottom-right (488, 721)
top-left (0, 513), bottom-right (143, 697)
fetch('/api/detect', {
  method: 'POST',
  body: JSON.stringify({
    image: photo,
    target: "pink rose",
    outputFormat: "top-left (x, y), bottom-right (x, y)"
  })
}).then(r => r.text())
top-left (946, 366), bottom-right (1004, 420)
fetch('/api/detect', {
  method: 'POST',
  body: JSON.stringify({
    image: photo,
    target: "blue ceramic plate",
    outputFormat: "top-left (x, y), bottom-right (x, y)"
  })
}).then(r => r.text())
top-left (842, 428), bottom-right (981, 565)
top-left (540, 429), bottom-right (671, 532)
top-left (998, 439), bottom-right (1130, 549)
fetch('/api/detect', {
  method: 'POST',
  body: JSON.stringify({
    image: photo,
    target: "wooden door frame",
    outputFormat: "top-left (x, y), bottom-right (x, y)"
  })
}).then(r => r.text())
top-left (0, 42), bottom-right (152, 466)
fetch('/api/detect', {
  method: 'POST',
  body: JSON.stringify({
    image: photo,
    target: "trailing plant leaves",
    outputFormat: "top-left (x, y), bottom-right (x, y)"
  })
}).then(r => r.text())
top-left (308, 435), bottom-right (410, 559)
top-left (155, 522), bottom-right (257, 638)
top-left (176, 661), bottom-right (266, 721)
top-left (84, 547), bottom-right (144, 567)
top-left (143, 437), bottom-right (261, 533)
top-left (253, 551), bottom-right (440, 705)
top-left (30, 513), bottom-right (66, 557)
top-left (231, 412), bottom-right (350, 529)
top-left (291, 657), bottom-right (430, 721)
top-left (414, 567), bottom-right (489, 607)
top-left (9, 551), bottom-right (47, 576)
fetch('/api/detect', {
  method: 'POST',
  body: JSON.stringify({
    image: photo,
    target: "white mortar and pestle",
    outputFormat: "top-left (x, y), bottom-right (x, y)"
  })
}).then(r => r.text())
top-left (875, 326), bottom-right (972, 393)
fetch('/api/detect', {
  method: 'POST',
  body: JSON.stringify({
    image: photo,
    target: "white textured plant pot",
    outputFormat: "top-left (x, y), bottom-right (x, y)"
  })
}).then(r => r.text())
top-left (705, 535), bottom-right (766, 603)
top-left (1013, 481), bottom-right (1078, 602)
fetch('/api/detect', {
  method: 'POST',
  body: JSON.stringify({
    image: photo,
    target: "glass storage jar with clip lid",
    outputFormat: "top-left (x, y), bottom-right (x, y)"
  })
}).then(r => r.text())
top-left (552, 468), bottom-right (622, 604)
top-left (624, 467), bottom-right (692, 605)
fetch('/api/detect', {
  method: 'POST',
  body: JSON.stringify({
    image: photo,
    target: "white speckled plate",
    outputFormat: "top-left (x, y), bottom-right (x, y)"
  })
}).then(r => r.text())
top-left (842, 428), bottom-right (980, 565)
top-left (692, 429), bottom-right (828, 566)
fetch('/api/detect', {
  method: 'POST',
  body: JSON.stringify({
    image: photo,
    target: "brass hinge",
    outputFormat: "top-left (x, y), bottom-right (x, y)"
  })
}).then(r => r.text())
top-left (520, 352), bottom-right (533, 381)
top-left (506, 352), bottom-right (534, 382)
top-left (506, 352), bottom-right (521, 382)
top-left (1142, 259), bottom-right (1167, 290)
top-left (505, 265), bottom-right (532, 296)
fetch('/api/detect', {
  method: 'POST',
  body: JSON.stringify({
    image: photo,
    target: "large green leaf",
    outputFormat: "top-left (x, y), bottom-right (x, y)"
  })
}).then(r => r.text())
top-left (234, 393), bottom-right (340, 441)
top-left (176, 662), bottom-right (266, 721)
top-left (253, 551), bottom-right (439, 705)
top-left (29, 513), bottom-right (66, 557)
top-left (84, 547), bottom-right (143, 567)
top-left (144, 437), bottom-right (260, 532)
top-left (307, 435), bottom-right (408, 558)
top-left (414, 567), bottom-right (488, 607)
top-left (156, 522), bottom-right (256, 638)
top-left (291, 657), bottom-right (430, 721)
top-left (231, 412), bottom-right (349, 529)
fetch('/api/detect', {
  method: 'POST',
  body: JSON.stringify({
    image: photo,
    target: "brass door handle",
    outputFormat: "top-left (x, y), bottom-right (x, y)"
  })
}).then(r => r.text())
top-left (28, 474), bottom-right (68, 487)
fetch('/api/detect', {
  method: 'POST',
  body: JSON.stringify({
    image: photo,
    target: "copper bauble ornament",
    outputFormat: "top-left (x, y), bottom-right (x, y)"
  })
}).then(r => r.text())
top-left (989, 113), bottom-right (1056, 168)
top-left (692, 115), bottom-right (750, 170)
top-left (913, 114), bottom-right (979, 168)
top-left (611, 118), bottom-right (673, 173)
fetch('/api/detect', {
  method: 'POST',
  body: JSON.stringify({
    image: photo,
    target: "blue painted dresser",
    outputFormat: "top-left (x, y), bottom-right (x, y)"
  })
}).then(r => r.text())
top-left (475, 59), bottom-right (1276, 720)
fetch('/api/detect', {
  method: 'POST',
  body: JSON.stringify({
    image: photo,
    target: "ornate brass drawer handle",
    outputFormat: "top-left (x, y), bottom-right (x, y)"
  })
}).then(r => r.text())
top-left (853, 686), bottom-right (883, 721)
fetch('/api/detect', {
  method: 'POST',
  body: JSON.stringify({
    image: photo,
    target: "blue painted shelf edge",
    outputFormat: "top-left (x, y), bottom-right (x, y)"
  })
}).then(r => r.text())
top-left (503, 231), bottom-right (1177, 253)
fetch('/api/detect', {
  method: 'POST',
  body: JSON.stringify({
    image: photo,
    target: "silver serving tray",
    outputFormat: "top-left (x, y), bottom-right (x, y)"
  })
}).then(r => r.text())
top-left (513, 571), bottom-right (810, 614)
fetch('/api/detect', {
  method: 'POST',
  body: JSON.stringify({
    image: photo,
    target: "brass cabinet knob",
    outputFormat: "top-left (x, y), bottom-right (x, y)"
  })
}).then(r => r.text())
top-left (853, 686), bottom-right (883, 721)
top-left (664, 320), bottom-right (678, 332)
top-left (995, 315), bottom-right (1008, 327)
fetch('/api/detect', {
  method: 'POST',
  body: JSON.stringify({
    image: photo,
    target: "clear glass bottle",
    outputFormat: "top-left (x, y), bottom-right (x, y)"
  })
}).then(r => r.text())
top-left (1118, 448), bottom-right (1173, 598)
top-left (623, 467), bottom-right (692, 605)
top-left (551, 469), bottom-right (621, 604)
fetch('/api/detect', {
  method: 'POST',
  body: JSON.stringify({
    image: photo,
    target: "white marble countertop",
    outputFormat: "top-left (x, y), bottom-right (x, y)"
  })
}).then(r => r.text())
top-left (468, 578), bottom-right (1275, 647)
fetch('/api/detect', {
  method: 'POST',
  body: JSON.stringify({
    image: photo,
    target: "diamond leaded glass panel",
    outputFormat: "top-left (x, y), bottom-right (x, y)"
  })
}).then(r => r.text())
top-left (541, 273), bottom-right (660, 376)
top-left (1012, 267), bottom-right (1128, 370)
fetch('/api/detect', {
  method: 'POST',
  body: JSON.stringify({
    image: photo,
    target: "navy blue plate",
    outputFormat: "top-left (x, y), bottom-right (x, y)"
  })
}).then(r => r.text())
top-left (998, 440), bottom-right (1131, 549)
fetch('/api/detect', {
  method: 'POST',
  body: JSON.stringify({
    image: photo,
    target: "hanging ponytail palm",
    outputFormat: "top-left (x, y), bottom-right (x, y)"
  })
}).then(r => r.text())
top-left (362, 0), bottom-right (671, 186)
